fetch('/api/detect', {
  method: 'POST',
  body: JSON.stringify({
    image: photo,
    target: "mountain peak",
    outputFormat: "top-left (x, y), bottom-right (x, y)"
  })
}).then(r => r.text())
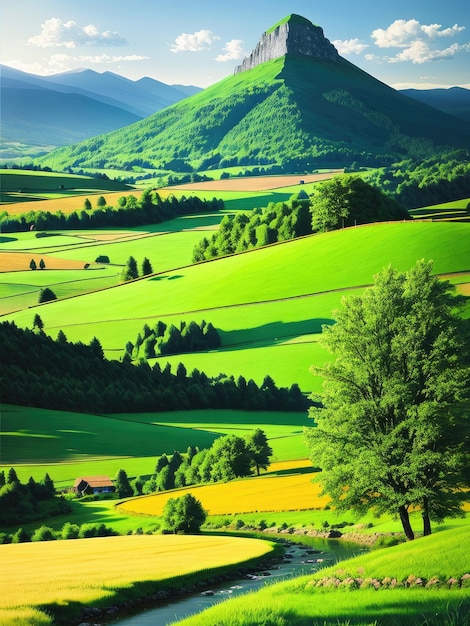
top-left (234, 14), bottom-right (339, 74)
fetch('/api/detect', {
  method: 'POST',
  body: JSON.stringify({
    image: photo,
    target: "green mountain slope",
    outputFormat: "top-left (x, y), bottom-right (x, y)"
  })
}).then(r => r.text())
top-left (37, 43), bottom-right (470, 173)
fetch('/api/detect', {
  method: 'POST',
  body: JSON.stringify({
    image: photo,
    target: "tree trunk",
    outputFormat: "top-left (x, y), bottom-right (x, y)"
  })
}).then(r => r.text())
top-left (398, 505), bottom-right (415, 540)
top-left (422, 497), bottom-right (432, 536)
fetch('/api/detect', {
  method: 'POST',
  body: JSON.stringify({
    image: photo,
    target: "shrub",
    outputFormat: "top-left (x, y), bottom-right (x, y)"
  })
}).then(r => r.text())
top-left (32, 525), bottom-right (56, 542)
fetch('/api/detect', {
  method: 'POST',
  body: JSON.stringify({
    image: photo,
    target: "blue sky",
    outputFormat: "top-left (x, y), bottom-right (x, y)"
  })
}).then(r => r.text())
top-left (1, 0), bottom-right (469, 89)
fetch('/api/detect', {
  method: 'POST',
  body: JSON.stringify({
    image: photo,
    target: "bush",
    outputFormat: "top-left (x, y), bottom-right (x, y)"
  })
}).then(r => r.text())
top-left (61, 522), bottom-right (80, 539)
top-left (32, 525), bottom-right (56, 541)
top-left (163, 494), bottom-right (207, 533)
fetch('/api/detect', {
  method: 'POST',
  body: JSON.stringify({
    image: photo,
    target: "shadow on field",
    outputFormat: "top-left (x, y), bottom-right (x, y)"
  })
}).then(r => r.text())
top-left (219, 318), bottom-right (333, 348)
top-left (263, 465), bottom-right (316, 477)
top-left (0, 236), bottom-right (18, 243)
top-left (149, 274), bottom-right (184, 281)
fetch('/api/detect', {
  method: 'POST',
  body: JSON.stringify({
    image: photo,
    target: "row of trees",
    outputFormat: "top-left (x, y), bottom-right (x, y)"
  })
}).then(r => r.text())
top-left (192, 178), bottom-right (408, 262)
top-left (121, 256), bottom-right (153, 281)
top-left (126, 320), bottom-right (221, 360)
top-left (0, 321), bottom-right (311, 414)
top-left (0, 522), bottom-right (117, 545)
top-left (117, 429), bottom-right (272, 500)
top-left (0, 468), bottom-right (65, 525)
top-left (306, 260), bottom-right (470, 540)
top-left (0, 191), bottom-right (223, 233)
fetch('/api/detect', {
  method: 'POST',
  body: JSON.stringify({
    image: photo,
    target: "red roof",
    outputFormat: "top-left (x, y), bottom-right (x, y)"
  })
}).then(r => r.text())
top-left (73, 476), bottom-right (114, 488)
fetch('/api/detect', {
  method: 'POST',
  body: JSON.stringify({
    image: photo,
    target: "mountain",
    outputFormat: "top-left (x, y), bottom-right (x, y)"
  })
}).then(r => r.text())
top-left (0, 65), bottom-right (201, 159)
top-left (400, 87), bottom-right (470, 123)
top-left (36, 15), bottom-right (470, 173)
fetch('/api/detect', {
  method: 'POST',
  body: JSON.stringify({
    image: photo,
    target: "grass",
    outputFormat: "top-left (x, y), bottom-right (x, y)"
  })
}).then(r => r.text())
top-left (0, 534), bottom-right (274, 626)
top-left (0, 405), bottom-right (310, 486)
top-left (3, 221), bottom-right (469, 393)
top-left (172, 526), bottom-right (470, 626)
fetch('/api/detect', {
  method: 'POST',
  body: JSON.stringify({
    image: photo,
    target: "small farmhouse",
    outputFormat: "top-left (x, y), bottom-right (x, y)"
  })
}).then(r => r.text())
top-left (73, 475), bottom-right (115, 497)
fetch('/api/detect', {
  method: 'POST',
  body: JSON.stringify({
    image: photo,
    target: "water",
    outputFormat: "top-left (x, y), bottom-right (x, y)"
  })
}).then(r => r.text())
top-left (105, 537), bottom-right (364, 626)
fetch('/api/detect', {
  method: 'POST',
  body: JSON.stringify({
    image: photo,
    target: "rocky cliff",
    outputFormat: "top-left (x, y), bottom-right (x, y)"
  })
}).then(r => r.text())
top-left (234, 14), bottom-right (339, 74)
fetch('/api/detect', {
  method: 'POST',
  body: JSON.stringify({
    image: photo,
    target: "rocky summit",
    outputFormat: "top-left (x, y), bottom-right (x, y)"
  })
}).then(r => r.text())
top-left (234, 14), bottom-right (339, 74)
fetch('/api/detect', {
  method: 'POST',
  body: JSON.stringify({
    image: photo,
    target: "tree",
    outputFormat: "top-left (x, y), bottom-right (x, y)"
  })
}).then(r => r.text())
top-left (309, 176), bottom-right (408, 233)
top-left (245, 429), bottom-right (273, 476)
top-left (38, 287), bottom-right (57, 303)
top-left (83, 198), bottom-right (92, 210)
top-left (163, 493), bottom-right (207, 533)
top-left (202, 435), bottom-right (252, 482)
top-left (96, 195), bottom-right (106, 207)
top-left (114, 469), bottom-right (133, 498)
top-left (121, 256), bottom-right (139, 281)
top-left (141, 257), bottom-right (153, 276)
top-left (39, 258), bottom-right (46, 270)
top-left (305, 260), bottom-right (470, 540)
top-left (33, 314), bottom-right (44, 332)
top-left (29, 259), bottom-right (37, 271)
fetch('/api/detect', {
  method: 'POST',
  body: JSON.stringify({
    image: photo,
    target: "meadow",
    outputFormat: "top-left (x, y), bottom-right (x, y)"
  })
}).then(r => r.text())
top-left (0, 534), bottom-right (274, 626)
top-left (2, 220), bottom-right (469, 393)
top-left (172, 526), bottom-right (470, 626)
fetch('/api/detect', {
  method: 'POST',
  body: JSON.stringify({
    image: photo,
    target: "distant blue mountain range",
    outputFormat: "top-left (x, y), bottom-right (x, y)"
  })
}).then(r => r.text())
top-left (0, 65), bottom-right (201, 159)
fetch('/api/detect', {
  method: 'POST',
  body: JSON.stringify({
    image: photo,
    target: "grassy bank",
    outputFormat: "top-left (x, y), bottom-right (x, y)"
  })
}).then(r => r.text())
top-left (172, 525), bottom-right (470, 626)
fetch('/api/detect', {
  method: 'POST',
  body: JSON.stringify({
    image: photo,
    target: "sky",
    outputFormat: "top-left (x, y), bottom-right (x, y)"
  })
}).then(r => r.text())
top-left (1, 0), bottom-right (469, 90)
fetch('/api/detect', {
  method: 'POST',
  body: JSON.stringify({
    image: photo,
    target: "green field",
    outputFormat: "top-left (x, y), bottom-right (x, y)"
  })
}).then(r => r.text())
top-left (3, 220), bottom-right (469, 393)
top-left (0, 169), bottom-right (130, 204)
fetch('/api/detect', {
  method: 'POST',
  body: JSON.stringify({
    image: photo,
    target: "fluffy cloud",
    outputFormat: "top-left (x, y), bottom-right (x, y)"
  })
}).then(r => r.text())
top-left (215, 39), bottom-right (245, 62)
top-left (368, 18), bottom-right (468, 65)
top-left (372, 19), bottom-right (465, 48)
top-left (171, 29), bottom-right (220, 53)
top-left (27, 17), bottom-right (126, 48)
top-left (332, 38), bottom-right (368, 55)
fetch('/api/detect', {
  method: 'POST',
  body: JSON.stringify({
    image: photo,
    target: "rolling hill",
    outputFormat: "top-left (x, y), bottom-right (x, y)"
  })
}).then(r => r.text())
top-left (36, 14), bottom-right (470, 173)
top-left (3, 221), bottom-right (469, 394)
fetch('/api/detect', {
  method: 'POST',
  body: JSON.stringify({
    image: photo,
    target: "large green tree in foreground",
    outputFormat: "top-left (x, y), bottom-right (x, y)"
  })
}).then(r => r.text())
top-left (305, 260), bottom-right (469, 540)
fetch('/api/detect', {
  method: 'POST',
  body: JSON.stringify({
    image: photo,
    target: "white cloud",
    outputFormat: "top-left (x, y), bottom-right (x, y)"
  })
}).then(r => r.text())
top-left (332, 38), bottom-right (368, 55)
top-left (215, 39), bottom-right (245, 62)
top-left (389, 41), bottom-right (461, 64)
top-left (371, 19), bottom-right (465, 49)
top-left (171, 29), bottom-right (220, 53)
top-left (27, 17), bottom-right (126, 48)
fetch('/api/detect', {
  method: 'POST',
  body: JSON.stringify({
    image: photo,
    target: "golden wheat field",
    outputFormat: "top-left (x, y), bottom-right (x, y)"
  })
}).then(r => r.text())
top-left (119, 461), bottom-right (328, 517)
top-left (0, 534), bottom-right (272, 625)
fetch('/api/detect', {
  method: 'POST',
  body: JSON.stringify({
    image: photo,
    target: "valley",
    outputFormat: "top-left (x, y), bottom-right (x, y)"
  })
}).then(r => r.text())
top-left (1, 10), bottom-right (470, 626)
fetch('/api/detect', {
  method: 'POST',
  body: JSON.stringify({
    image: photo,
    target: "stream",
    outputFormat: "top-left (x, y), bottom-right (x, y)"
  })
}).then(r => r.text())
top-left (104, 536), bottom-right (365, 626)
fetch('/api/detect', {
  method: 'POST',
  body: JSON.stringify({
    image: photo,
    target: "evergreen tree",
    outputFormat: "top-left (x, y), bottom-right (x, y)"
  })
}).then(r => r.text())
top-left (33, 314), bottom-right (44, 332)
top-left (29, 259), bottom-right (37, 270)
top-left (83, 198), bottom-right (92, 210)
top-left (39, 258), bottom-right (46, 270)
top-left (96, 196), bottom-right (106, 207)
top-left (7, 467), bottom-right (19, 484)
top-left (141, 257), bottom-right (153, 276)
top-left (121, 256), bottom-right (139, 281)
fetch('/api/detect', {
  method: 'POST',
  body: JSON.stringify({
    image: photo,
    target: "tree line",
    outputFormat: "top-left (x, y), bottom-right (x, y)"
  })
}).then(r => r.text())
top-left (115, 429), bottom-right (272, 500)
top-left (126, 319), bottom-right (221, 360)
top-left (193, 177), bottom-right (408, 262)
top-left (0, 189), bottom-right (223, 232)
top-left (0, 321), bottom-right (310, 414)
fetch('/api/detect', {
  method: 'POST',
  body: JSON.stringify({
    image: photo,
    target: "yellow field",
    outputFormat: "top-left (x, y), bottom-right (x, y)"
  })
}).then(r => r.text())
top-left (119, 461), bottom-right (329, 517)
top-left (0, 534), bottom-right (272, 625)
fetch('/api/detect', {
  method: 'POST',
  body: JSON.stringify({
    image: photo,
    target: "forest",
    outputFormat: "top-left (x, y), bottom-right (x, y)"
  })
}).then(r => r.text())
top-left (0, 321), bottom-right (310, 414)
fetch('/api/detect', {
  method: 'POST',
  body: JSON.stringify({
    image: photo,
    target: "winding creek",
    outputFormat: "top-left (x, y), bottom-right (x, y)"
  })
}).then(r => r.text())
top-left (103, 536), bottom-right (366, 626)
